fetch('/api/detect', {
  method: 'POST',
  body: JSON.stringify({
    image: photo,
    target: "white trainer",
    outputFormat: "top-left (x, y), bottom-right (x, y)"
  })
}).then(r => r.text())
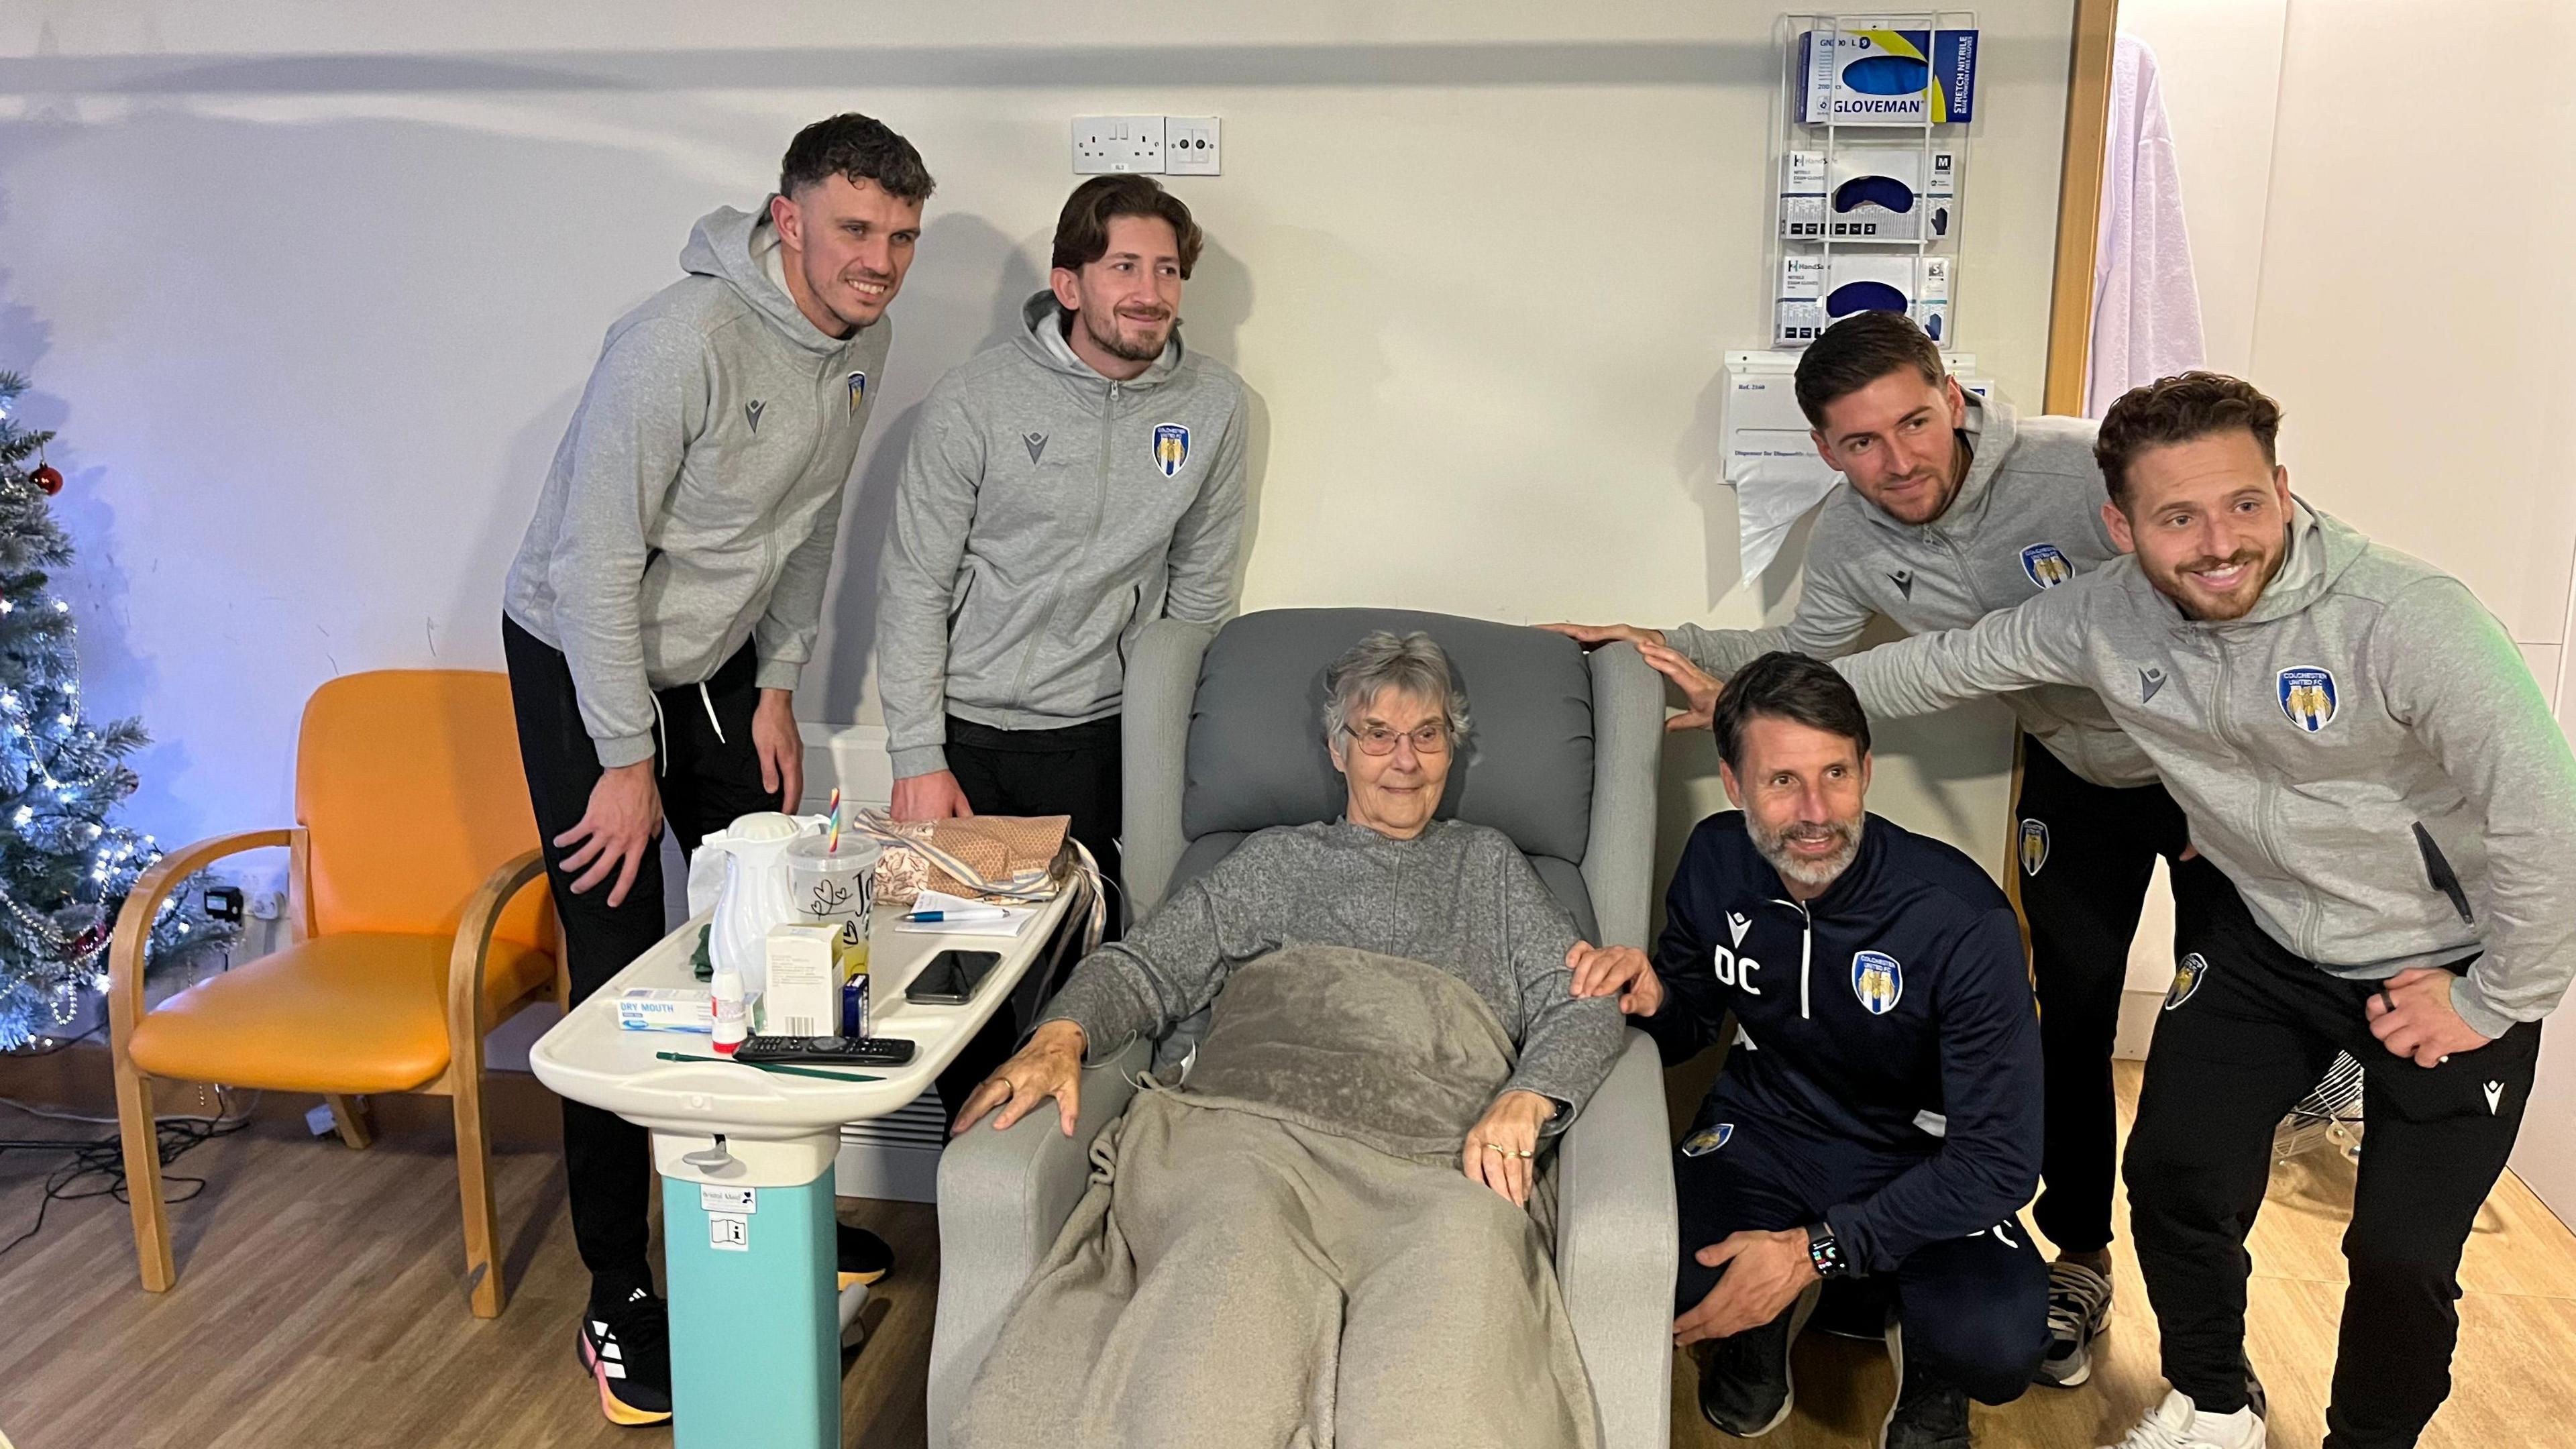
top-left (2102, 1388), bottom-right (2265, 1449)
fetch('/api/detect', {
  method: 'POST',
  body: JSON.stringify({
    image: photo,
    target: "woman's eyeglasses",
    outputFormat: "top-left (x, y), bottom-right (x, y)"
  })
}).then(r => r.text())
top-left (1350, 723), bottom-right (1451, 756)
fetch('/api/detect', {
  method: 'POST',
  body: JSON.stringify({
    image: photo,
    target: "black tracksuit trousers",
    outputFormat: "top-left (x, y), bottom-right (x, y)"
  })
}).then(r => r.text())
top-left (2014, 737), bottom-right (2192, 1254)
top-left (932, 714), bottom-right (1125, 1120)
top-left (503, 616), bottom-right (782, 1292)
top-left (2130, 856), bottom-right (2539, 1448)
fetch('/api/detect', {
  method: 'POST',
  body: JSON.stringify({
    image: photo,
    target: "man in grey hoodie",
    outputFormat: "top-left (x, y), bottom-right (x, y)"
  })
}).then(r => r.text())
top-left (874, 175), bottom-right (1246, 910)
top-left (1547, 312), bottom-right (2167, 1387)
top-left (500, 113), bottom-right (928, 1426)
top-left (875, 174), bottom-right (1246, 1116)
top-left (1827, 373), bottom-right (2576, 1449)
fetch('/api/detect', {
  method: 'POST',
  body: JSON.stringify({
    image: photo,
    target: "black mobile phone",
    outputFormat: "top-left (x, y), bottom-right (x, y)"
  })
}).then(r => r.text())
top-left (906, 948), bottom-right (1002, 1005)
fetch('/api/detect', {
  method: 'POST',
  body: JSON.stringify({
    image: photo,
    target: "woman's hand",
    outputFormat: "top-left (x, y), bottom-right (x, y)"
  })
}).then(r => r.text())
top-left (1462, 1089), bottom-right (1557, 1207)
top-left (952, 1020), bottom-right (1088, 1136)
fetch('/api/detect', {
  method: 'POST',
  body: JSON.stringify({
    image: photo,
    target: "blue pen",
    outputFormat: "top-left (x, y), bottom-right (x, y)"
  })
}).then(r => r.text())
top-left (900, 908), bottom-right (1008, 923)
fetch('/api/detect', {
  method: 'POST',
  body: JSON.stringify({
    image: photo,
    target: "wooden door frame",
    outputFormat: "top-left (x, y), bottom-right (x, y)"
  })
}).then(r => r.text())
top-left (2012, 0), bottom-right (2123, 927)
top-left (2043, 0), bottom-right (2123, 415)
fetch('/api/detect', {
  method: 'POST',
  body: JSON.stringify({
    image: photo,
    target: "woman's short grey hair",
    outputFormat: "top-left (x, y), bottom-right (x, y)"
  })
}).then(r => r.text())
top-left (1322, 631), bottom-right (1472, 746)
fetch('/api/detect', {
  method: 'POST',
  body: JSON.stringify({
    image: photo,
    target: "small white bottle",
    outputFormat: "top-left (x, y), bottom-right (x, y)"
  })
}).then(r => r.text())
top-left (710, 963), bottom-right (748, 1057)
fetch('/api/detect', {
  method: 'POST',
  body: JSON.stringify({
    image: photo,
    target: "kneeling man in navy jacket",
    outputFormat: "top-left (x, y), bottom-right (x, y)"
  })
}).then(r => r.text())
top-left (1576, 651), bottom-right (2045, 1448)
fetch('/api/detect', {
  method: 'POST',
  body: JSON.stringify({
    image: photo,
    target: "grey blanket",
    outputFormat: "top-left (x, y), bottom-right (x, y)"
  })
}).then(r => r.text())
top-left (1037, 818), bottom-right (1625, 1127)
top-left (952, 944), bottom-right (1601, 1449)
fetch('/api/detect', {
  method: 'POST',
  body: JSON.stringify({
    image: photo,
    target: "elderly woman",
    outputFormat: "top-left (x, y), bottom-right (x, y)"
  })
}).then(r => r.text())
top-left (949, 630), bottom-right (1628, 1449)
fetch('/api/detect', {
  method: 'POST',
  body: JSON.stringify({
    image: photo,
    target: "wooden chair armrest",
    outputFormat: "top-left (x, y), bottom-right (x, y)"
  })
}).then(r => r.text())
top-left (445, 849), bottom-right (553, 1053)
top-left (108, 829), bottom-right (301, 1056)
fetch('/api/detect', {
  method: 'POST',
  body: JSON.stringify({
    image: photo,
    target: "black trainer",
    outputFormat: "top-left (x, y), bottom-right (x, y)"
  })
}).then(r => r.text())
top-left (1881, 1321), bottom-right (1972, 1449)
top-left (1695, 1283), bottom-right (1821, 1437)
top-left (576, 1285), bottom-right (674, 1427)
top-left (837, 1223), bottom-right (894, 1289)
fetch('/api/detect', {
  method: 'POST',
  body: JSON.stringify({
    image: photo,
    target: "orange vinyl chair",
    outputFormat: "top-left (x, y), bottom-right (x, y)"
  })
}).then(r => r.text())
top-left (107, 670), bottom-right (563, 1318)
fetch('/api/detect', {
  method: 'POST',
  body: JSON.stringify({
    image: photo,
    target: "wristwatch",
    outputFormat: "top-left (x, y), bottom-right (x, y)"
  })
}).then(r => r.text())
top-left (1804, 1221), bottom-right (1850, 1280)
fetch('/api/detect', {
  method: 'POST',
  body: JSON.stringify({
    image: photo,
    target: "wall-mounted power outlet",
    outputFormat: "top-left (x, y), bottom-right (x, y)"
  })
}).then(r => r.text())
top-left (1165, 116), bottom-right (1221, 175)
top-left (1071, 115), bottom-right (1166, 174)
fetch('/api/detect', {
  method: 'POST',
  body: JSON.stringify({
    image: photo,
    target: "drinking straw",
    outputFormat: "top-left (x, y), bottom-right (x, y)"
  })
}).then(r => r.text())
top-left (826, 787), bottom-right (843, 855)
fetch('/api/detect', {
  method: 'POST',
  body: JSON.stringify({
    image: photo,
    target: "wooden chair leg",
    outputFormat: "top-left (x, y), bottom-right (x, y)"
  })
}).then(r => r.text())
top-left (324, 1093), bottom-right (375, 1150)
top-left (113, 1061), bottom-right (176, 1291)
top-left (452, 1068), bottom-right (506, 1318)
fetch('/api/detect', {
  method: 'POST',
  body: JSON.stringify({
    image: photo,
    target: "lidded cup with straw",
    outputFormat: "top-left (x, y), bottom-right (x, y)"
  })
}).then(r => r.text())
top-left (788, 789), bottom-right (880, 1034)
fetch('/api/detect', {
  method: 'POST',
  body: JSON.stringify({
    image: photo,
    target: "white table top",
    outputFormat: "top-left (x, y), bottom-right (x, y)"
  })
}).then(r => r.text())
top-left (529, 889), bottom-right (1075, 1141)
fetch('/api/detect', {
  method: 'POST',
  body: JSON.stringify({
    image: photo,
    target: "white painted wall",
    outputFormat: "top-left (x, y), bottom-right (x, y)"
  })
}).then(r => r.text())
top-left (0, 2), bottom-right (2082, 901)
top-left (2118, 0), bottom-right (2576, 1220)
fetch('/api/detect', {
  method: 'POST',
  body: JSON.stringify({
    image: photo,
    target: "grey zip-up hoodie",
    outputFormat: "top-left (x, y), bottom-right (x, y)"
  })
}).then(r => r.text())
top-left (1668, 393), bottom-right (2157, 787)
top-left (504, 205), bottom-right (890, 767)
top-left (1835, 501), bottom-right (2576, 1040)
top-left (876, 291), bottom-right (1248, 778)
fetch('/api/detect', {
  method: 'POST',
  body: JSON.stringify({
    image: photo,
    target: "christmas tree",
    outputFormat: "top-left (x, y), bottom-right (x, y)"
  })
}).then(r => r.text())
top-left (0, 371), bottom-right (234, 1051)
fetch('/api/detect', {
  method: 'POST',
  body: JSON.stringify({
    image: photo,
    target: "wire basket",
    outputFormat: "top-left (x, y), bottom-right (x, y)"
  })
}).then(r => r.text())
top-left (2273, 1051), bottom-right (2366, 1164)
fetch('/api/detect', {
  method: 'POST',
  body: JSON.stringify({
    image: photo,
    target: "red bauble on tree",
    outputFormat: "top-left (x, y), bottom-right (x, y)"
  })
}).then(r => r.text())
top-left (28, 464), bottom-right (62, 496)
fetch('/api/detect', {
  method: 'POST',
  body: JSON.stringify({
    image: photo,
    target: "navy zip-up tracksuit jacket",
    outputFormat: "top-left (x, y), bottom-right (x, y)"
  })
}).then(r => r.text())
top-left (1640, 810), bottom-right (2043, 1273)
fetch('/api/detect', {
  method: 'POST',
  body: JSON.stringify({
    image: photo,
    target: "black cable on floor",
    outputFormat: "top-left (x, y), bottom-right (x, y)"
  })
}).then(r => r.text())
top-left (0, 1107), bottom-right (253, 1260)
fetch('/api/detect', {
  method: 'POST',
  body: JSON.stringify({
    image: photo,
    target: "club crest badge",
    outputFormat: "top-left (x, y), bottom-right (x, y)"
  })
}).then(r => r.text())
top-left (2021, 543), bottom-right (2074, 589)
top-left (1680, 1123), bottom-right (1734, 1157)
top-left (1851, 951), bottom-right (1903, 1016)
top-left (2279, 667), bottom-right (2338, 733)
top-left (846, 372), bottom-right (868, 413)
top-left (2166, 952), bottom-right (2210, 1011)
top-left (1152, 423), bottom-right (1191, 478)
top-left (2019, 819), bottom-right (2049, 877)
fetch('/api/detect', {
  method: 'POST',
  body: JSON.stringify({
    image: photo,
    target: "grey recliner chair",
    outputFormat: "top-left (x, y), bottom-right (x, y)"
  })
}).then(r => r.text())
top-left (928, 608), bottom-right (1680, 1449)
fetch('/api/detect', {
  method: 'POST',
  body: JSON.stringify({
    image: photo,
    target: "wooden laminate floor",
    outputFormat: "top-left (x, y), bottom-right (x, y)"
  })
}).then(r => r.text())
top-left (2, 1063), bottom-right (2571, 1447)
top-left (1670, 1063), bottom-right (2576, 1448)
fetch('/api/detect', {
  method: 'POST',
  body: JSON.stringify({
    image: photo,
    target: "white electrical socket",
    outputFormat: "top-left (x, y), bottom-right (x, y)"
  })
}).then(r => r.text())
top-left (1071, 115), bottom-right (1165, 174)
top-left (249, 890), bottom-right (284, 920)
top-left (1165, 116), bottom-right (1220, 176)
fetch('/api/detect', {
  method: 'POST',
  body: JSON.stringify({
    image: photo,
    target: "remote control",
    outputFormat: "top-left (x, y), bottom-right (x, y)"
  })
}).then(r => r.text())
top-left (736, 1034), bottom-right (917, 1067)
